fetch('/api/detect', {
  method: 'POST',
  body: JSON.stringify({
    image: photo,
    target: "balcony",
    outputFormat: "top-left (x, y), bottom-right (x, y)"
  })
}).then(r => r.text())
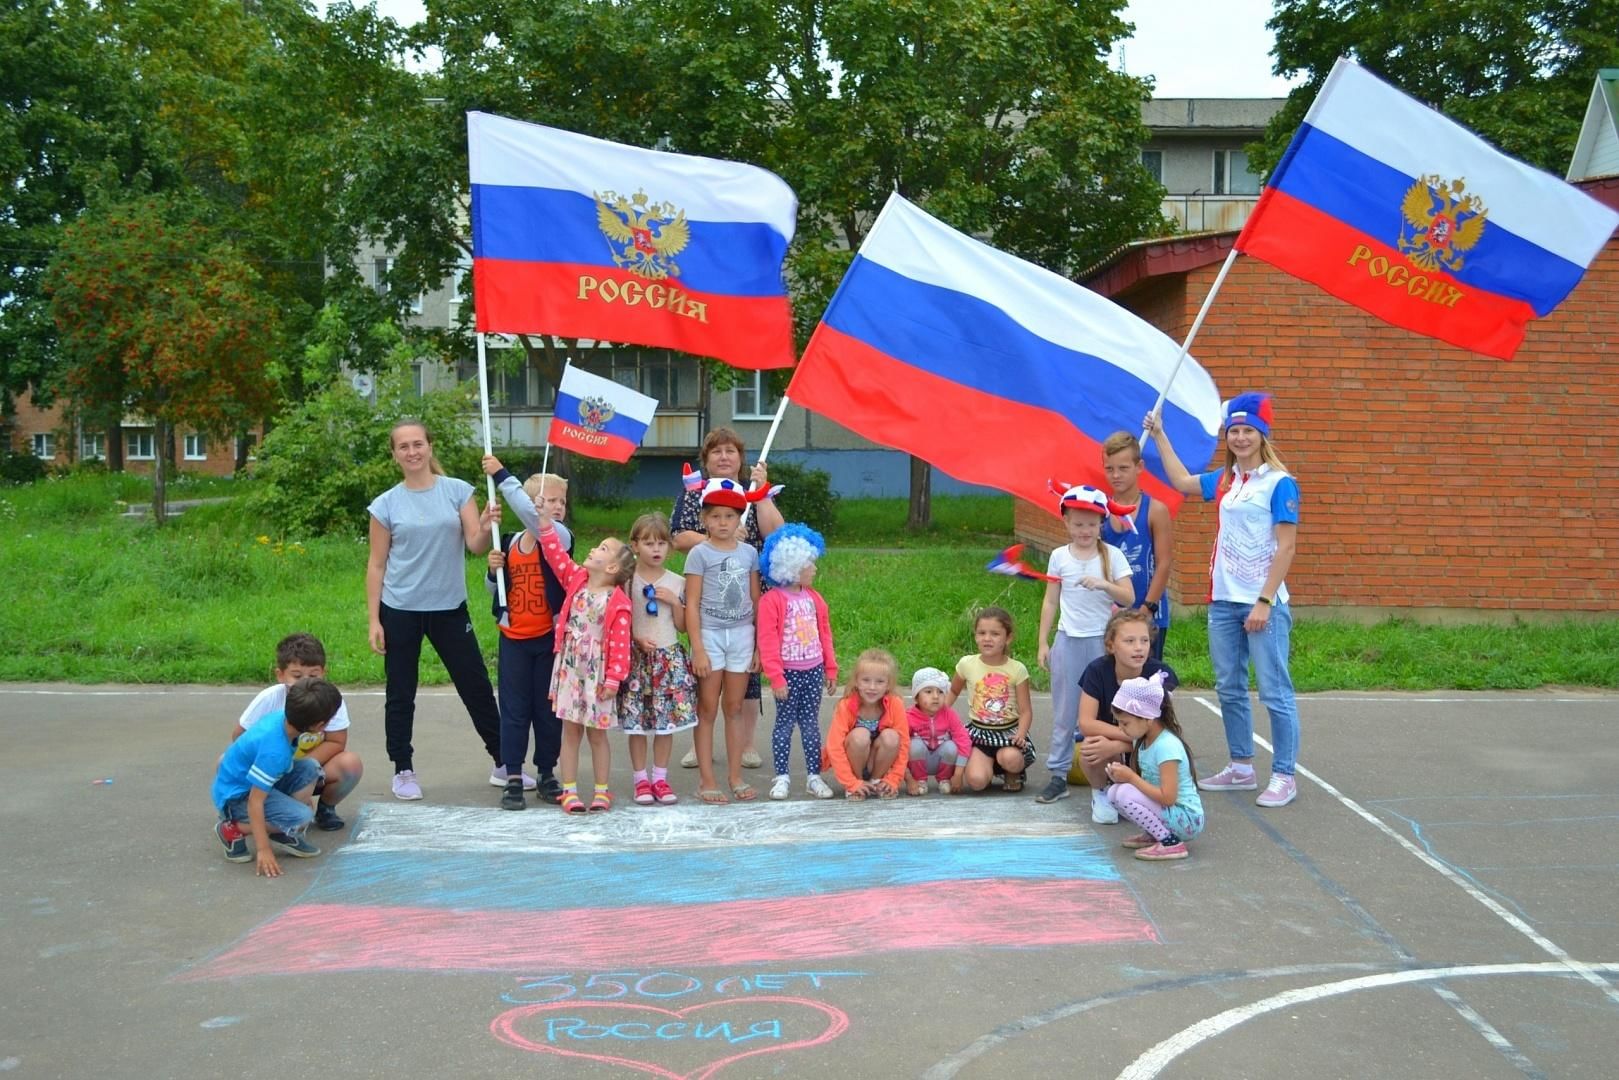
top-left (1160, 194), bottom-right (1260, 233)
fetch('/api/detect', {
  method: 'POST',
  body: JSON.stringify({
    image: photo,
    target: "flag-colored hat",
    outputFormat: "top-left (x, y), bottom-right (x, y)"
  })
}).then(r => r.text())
top-left (700, 476), bottom-right (782, 511)
top-left (1112, 669), bottom-right (1170, 720)
top-left (1049, 481), bottom-right (1137, 524)
top-left (760, 523), bottom-right (825, 587)
top-left (1223, 393), bottom-right (1273, 439)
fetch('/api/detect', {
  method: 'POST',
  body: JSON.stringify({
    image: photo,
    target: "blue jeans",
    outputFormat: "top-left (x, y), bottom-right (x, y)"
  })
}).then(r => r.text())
top-left (1207, 600), bottom-right (1299, 776)
top-left (219, 758), bottom-right (322, 835)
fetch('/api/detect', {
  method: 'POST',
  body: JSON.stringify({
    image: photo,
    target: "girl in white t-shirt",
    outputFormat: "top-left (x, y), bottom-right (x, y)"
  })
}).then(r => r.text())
top-left (1034, 484), bottom-right (1137, 806)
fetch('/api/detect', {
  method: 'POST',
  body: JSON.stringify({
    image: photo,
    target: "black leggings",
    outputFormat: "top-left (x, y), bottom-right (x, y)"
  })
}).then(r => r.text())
top-left (380, 601), bottom-right (501, 772)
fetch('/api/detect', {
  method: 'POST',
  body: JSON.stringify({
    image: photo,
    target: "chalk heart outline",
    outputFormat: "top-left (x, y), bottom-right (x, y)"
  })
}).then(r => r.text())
top-left (490, 995), bottom-right (850, 1080)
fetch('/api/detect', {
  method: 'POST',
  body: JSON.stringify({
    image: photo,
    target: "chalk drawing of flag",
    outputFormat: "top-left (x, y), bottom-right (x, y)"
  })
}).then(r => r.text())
top-left (184, 801), bottom-right (1155, 980)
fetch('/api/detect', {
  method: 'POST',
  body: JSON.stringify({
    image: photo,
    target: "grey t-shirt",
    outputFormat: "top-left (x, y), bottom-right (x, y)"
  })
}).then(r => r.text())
top-left (368, 476), bottom-right (475, 611)
top-left (683, 541), bottom-right (759, 629)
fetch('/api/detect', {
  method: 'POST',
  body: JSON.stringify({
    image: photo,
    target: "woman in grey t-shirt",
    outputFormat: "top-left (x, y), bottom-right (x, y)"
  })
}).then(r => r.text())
top-left (366, 419), bottom-right (504, 801)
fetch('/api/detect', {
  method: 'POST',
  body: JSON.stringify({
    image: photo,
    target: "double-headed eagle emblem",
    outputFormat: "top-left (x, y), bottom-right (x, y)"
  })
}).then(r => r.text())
top-left (1398, 174), bottom-right (1487, 274)
top-left (577, 396), bottom-right (616, 433)
top-left (594, 189), bottom-right (690, 280)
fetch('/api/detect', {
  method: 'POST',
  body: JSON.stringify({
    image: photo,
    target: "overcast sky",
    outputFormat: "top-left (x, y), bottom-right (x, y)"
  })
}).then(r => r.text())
top-left (342, 0), bottom-right (1299, 99)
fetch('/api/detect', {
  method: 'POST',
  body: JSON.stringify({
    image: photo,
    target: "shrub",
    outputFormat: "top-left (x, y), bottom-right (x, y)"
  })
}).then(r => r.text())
top-left (766, 460), bottom-right (839, 534)
top-left (0, 450), bottom-right (47, 486)
top-left (250, 359), bottom-right (480, 537)
top-left (567, 454), bottom-right (637, 509)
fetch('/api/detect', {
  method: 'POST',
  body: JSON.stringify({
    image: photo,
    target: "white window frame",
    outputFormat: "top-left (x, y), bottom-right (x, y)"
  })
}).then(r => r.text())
top-left (125, 430), bottom-right (155, 460)
top-left (32, 432), bottom-right (55, 459)
top-left (731, 371), bottom-right (779, 421)
top-left (1141, 149), bottom-right (1163, 184)
top-left (184, 433), bottom-right (207, 460)
top-left (373, 255), bottom-right (392, 295)
top-left (81, 433), bottom-right (106, 460)
top-left (1213, 149), bottom-right (1260, 196)
top-left (449, 252), bottom-right (473, 304)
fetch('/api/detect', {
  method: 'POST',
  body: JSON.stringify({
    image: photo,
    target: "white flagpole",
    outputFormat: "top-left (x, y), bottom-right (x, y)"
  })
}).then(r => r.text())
top-left (741, 392), bottom-right (791, 533)
top-left (540, 441), bottom-right (551, 477)
top-left (1139, 245), bottom-right (1240, 442)
top-left (476, 332), bottom-right (507, 608)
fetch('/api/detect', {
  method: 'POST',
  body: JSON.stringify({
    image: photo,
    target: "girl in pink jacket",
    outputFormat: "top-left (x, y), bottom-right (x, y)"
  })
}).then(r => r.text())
top-left (905, 667), bottom-right (973, 795)
top-left (757, 525), bottom-right (838, 802)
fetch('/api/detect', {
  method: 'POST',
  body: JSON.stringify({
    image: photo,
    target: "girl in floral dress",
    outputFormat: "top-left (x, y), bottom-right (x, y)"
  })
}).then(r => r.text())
top-left (536, 506), bottom-right (636, 814)
top-left (619, 513), bottom-right (698, 805)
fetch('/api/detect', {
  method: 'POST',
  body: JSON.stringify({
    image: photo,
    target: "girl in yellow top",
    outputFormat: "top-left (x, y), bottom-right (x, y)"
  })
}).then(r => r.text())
top-left (947, 607), bottom-right (1034, 793)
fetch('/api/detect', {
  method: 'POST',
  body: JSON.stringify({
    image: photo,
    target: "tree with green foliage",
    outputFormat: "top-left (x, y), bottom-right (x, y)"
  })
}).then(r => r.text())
top-left (1253, 0), bottom-right (1619, 178)
top-left (45, 196), bottom-right (281, 523)
top-left (399, 0), bottom-right (1163, 528)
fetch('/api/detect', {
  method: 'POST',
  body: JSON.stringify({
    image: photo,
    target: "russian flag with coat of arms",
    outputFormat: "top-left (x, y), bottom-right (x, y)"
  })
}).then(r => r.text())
top-left (467, 112), bottom-right (798, 370)
top-left (1237, 58), bottom-right (1619, 360)
top-left (550, 362), bottom-right (658, 464)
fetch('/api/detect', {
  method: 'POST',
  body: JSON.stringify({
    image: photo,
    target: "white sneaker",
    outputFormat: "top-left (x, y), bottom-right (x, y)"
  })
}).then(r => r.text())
top-left (680, 748), bottom-right (700, 768)
top-left (1090, 790), bottom-right (1119, 824)
top-left (806, 775), bottom-right (834, 800)
top-left (769, 775), bottom-right (791, 801)
top-left (489, 766), bottom-right (536, 791)
top-left (392, 770), bottom-right (423, 801)
top-left (938, 778), bottom-right (952, 794)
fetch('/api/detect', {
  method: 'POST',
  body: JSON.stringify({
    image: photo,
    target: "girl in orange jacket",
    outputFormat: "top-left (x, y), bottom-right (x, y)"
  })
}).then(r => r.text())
top-left (821, 649), bottom-right (910, 799)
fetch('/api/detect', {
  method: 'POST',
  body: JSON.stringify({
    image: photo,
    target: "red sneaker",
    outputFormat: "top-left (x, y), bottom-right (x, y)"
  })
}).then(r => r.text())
top-left (651, 778), bottom-right (678, 805)
top-left (634, 779), bottom-right (655, 805)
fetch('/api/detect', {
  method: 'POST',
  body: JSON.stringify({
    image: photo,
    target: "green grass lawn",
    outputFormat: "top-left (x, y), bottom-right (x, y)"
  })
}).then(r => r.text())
top-left (1, 475), bottom-right (1614, 689)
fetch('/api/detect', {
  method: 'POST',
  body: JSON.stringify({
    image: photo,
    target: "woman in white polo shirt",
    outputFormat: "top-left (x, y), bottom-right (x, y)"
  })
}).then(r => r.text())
top-left (366, 418), bottom-right (504, 801)
top-left (1145, 393), bottom-right (1301, 808)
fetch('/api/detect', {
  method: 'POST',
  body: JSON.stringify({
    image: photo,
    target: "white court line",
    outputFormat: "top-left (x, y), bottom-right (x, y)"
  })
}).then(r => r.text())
top-left (349, 797), bottom-right (1094, 855)
top-left (1117, 961), bottom-right (1619, 1080)
top-left (1194, 695), bottom-right (1619, 1009)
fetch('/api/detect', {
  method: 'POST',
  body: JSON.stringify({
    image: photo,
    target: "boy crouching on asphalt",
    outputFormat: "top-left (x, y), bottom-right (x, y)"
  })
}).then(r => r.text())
top-left (212, 677), bottom-right (343, 877)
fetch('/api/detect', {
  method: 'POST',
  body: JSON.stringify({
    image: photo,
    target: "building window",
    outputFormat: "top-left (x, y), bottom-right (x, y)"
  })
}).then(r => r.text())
top-left (1142, 150), bottom-right (1163, 184)
top-left (236, 433), bottom-right (258, 461)
top-left (410, 362), bottom-right (425, 397)
top-left (732, 371), bottom-right (779, 420)
top-left (126, 430), bottom-right (155, 460)
top-left (373, 256), bottom-right (392, 295)
top-left (184, 433), bottom-right (207, 460)
top-left (81, 433), bottom-right (106, 460)
top-left (449, 253), bottom-right (473, 303)
top-left (1213, 149), bottom-right (1261, 195)
top-left (32, 433), bottom-right (55, 459)
top-left (409, 292), bottom-right (425, 315)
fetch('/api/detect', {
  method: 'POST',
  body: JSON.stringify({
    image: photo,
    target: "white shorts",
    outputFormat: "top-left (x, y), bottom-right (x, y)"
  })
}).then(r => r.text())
top-left (700, 623), bottom-right (756, 674)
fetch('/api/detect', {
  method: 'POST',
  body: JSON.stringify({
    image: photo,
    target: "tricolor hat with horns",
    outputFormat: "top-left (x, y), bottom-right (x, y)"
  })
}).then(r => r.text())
top-left (1222, 392), bottom-right (1274, 439)
top-left (700, 476), bottom-right (781, 511)
top-left (1048, 480), bottom-right (1137, 528)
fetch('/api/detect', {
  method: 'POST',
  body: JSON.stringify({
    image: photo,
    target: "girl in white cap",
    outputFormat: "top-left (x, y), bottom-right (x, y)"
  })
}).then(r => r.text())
top-left (1102, 671), bottom-right (1205, 861)
top-left (905, 668), bottom-right (972, 795)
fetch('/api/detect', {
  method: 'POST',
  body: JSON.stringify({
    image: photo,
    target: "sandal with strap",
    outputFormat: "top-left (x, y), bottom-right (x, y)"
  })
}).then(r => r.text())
top-left (1003, 775), bottom-right (1025, 793)
top-left (589, 790), bottom-right (614, 812)
top-left (560, 792), bottom-right (587, 815)
top-left (698, 788), bottom-right (728, 805)
top-left (730, 783), bottom-right (758, 803)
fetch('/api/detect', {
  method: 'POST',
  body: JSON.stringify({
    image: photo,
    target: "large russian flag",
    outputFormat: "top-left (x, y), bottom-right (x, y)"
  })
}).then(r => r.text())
top-left (550, 362), bottom-right (658, 463)
top-left (789, 195), bottom-right (1223, 513)
top-left (1238, 58), bottom-right (1619, 360)
top-left (181, 800), bottom-right (1155, 980)
top-left (468, 112), bottom-right (798, 369)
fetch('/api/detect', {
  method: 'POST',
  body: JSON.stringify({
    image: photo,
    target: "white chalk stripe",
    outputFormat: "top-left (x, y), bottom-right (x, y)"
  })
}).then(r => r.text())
top-left (348, 798), bottom-right (1091, 855)
top-left (1117, 961), bottom-right (1619, 1080)
top-left (1195, 695), bottom-right (1619, 1008)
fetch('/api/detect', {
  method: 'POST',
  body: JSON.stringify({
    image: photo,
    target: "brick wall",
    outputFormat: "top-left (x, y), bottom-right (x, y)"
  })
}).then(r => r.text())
top-left (1016, 222), bottom-right (1619, 614)
top-left (5, 390), bottom-right (250, 478)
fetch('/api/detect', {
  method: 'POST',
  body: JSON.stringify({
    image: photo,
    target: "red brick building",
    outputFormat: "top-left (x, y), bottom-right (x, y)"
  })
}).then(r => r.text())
top-left (5, 391), bottom-right (253, 478)
top-left (1015, 176), bottom-right (1619, 618)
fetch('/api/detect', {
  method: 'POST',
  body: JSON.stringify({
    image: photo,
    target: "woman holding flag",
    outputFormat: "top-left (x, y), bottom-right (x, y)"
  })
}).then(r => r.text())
top-left (671, 427), bottom-right (783, 771)
top-left (1144, 395), bottom-right (1301, 809)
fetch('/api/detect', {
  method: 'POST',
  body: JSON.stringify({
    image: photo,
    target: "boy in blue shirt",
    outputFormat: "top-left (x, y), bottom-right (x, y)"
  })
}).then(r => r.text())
top-left (212, 677), bottom-right (343, 877)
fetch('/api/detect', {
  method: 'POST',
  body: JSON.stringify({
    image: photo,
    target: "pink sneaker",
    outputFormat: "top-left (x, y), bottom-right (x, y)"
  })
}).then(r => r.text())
top-left (651, 778), bottom-right (678, 805)
top-left (1256, 774), bottom-right (1298, 808)
top-left (1135, 840), bottom-right (1188, 861)
top-left (1197, 764), bottom-right (1258, 792)
top-left (1120, 832), bottom-right (1156, 850)
top-left (633, 779), bottom-right (655, 806)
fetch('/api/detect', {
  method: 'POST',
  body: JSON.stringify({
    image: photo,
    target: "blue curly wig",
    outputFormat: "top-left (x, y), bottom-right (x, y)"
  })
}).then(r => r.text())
top-left (760, 523), bottom-right (827, 587)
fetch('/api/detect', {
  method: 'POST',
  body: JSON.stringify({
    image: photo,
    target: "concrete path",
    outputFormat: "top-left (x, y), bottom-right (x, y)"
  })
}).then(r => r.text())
top-left (1, 685), bottom-right (1615, 1078)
